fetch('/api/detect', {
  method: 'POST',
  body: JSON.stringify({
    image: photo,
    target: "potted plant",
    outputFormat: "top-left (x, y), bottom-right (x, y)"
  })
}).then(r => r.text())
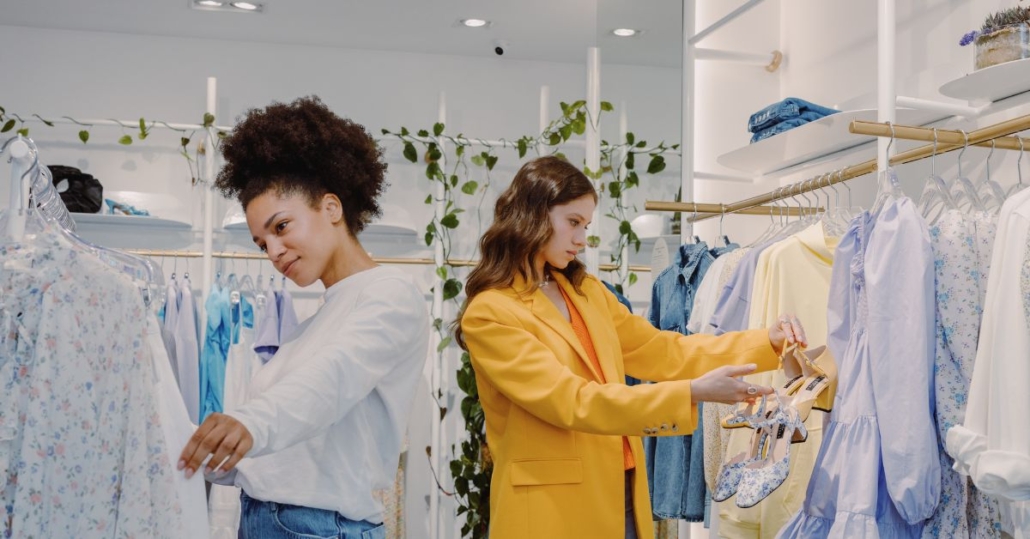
top-left (960, 3), bottom-right (1030, 70)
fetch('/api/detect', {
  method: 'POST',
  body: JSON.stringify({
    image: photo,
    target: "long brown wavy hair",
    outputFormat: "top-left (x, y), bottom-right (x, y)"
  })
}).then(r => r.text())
top-left (454, 156), bottom-right (598, 350)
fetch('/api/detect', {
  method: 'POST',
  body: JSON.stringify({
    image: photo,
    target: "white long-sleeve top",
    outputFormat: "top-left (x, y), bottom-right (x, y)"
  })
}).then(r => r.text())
top-left (228, 266), bottom-right (429, 522)
top-left (947, 186), bottom-right (1030, 537)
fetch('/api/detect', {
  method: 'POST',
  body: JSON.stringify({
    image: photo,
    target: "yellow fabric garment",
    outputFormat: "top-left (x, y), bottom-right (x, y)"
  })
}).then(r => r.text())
top-left (718, 222), bottom-right (838, 539)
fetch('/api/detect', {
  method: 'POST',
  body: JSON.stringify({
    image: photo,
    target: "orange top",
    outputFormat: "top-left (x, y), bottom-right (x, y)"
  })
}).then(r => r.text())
top-left (559, 286), bottom-right (636, 471)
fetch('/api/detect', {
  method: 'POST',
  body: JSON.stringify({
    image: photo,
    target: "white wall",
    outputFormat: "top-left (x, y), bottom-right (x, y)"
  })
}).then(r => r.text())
top-left (0, 23), bottom-right (683, 539)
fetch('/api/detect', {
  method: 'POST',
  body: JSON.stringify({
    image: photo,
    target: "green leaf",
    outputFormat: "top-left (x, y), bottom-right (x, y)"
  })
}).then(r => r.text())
top-left (428, 145), bottom-right (442, 161)
top-left (400, 127), bottom-right (410, 136)
top-left (609, 182), bottom-right (621, 199)
top-left (456, 145), bottom-right (465, 157)
top-left (614, 283), bottom-right (624, 295)
top-left (118, 135), bottom-right (134, 145)
top-left (436, 266), bottom-right (448, 280)
top-left (627, 171), bottom-right (640, 187)
top-left (203, 112), bottom-right (215, 127)
top-left (647, 155), bottom-right (666, 174)
top-left (517, 139), bottom-right (527, 158)
top-left (426, 162), bottom-right (441, 179)
top-left (470, 154), bottom-right (485, 167)
top-left (441, 213), bottom-right (460, 229)
top-left (636, 140), bottom-right (647, 148)
top-left (619, 220), bottom-right (632, 234)
top-left (548, 133), bottom-right (561, 145)
top-left (0, 105), bottom-right (5, 116)
top-left (559, 101), bottom-right (569, 115)
top-left (450, 460), bottom-right (463, 478)
top-left (601, 101), bottom-right (614, 112)
top-left (437, 336), bottom-right (453, 353)
top-left (424, 194), bottom-right (433, 205)
top-left (626, 132), bottom-right (635, 145)
top-left (554, 152), bottom-right (567, 161)
top-left (417, 129), bottom-right (429, 137)
top-left (1, 119), bottom-right (14, 133)
top-left (571, 119), bottom-right (586, 135)
top-left (78, 130), bottom-right (89, 143)
top-left (443, 278), bottom-right (463, 300)
top-left (629, 272), bottom-right (638, 286)
top-left (433, 122), bottom-right (445, 136)
top-left (16, 127), bottom-right (28, 137)
top-left (402, 142), bottom-right (418, 163)
top-left (138, 131), bottom-right (148, 141)
top-left (425, 231), bottom-right (434, 246)
top-left (626, 152), bottom-right (635, 170)
top-left (217, 131), bottom-right (227, 140)
top-left (461, 181), bottom-right (479, 195)
top-left (559, 124), bottom-right (572, 141)
top-left (139, 117), bottom-right (146, 133)
top-left (485, 155), bottom-right (498, 170)
top-left (570, 100), bottom-right (586, 111)
top-left (450, 174), bottom-right (459, 187)
top-left (181, 137), bottom-right (190, 147)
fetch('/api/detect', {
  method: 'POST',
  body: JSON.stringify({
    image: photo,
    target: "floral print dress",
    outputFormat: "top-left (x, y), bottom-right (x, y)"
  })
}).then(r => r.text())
top-left (921, 210), bottom-right (1003, 538)
top-left (0, 227), bottom-right (181, 538)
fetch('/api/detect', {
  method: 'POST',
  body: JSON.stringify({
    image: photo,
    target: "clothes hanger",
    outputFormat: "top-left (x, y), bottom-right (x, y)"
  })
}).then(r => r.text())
top-left (871, 122), bottom-right (906, 216)
top-left (717, 205), bottom-right (731, 248)
top-left (747, 187), bottom-right (782, 247)
top-left (949, 130), bottom-right (988, 213)
top-left (1009, 137), bottom-right (1028, 197)
top-left (917, 128), bottom-right (958, 225)
top-left (976, 139), bottom-right (1007, 212)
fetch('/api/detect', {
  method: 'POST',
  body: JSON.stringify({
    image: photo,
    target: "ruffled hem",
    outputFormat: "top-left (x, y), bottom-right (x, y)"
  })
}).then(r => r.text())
top-left (777, 510), bottom-right (922, 539)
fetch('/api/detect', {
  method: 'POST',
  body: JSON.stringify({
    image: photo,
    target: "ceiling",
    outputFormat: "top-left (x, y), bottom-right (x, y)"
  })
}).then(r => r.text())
top-left (1, 0), bottom-right (683, 68)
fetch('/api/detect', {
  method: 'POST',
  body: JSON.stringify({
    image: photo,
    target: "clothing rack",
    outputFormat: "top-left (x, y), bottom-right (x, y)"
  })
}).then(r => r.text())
top-left (124, 249), bottom-right (653, 273)
top-left (645, 113), bottom-right (1030, 223)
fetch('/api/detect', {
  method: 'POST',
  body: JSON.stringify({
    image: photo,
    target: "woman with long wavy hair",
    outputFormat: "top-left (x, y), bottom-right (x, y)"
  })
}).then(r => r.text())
top-left (456, 156), bottom-right (808, 539)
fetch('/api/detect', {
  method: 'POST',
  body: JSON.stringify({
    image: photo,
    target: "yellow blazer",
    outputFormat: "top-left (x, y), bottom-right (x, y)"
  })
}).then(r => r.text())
top-left (461, 272), bottom-right (779, 539)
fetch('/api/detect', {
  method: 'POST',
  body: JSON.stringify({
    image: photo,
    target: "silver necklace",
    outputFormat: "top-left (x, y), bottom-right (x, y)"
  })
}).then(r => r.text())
top-left (539, 273), bottom-right (551, 289)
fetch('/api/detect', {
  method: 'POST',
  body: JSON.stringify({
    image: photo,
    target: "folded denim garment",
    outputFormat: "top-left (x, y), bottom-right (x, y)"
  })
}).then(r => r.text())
top-left (749, 111), bottom-right (828, 144)
top-left (748, 97), bottom-right (838, 134)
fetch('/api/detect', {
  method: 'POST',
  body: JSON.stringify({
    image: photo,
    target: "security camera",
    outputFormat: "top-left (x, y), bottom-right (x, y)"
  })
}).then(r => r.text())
top-left (493, 40), bottom-right (508, 56)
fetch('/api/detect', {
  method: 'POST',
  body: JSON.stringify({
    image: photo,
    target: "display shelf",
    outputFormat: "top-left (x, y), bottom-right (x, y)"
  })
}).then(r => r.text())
top-left (717, 108), bottom-right (946, 176)
top-left (71, 213), bottom-right (195, 250)
top-left (939, 58), bottom-right (1030, 103)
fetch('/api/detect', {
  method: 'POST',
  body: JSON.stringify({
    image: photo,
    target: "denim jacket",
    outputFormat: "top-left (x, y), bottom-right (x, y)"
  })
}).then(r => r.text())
top-left (750, 110), bottom-right (828, 144)
top-left (645, 242), bottom-right (729, 520)
top-left (747, 97), bottom-right (838, 134)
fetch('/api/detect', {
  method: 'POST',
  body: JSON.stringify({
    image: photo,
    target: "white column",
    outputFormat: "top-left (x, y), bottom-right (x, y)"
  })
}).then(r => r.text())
top-left (585, 47), bottom-right (601, 275)
top-left (429, 91), bottom-right (446, 539)
top-left (878, 0), bottom-right (896, 172)
top-left (618, 102), bottom-right (629, 285)
top-left (538, 85), bottom-right (550, 156)
top-left (200, 77), bottom-right (217, 327)
top-left (682, 1), bottom-right (697, 242)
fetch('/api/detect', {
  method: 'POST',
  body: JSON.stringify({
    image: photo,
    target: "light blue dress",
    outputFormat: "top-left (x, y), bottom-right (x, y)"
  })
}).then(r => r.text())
top-left (778, 197), bottom-right (940, 538)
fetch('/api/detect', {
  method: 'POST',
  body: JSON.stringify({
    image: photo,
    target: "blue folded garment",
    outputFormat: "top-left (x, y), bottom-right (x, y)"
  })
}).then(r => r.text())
top-left (749, 111), bottom-right (828, 144)
top-left (748, 98), bottom-right (838, 134)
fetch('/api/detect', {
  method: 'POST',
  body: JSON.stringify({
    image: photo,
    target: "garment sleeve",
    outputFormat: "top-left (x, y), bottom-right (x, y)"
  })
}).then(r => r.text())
top-left (464, 293), bottom-right (702, 436)
top-left (865, 199), bottom-right (941, 523)
top-left (600, 282), bottom-right (779, 384)
top-left (647, 272), bottom-right (663, 328)
top-left (228, 284), bottom-right (428, 457)
top-left (826, 231), bottom-right (856, 366)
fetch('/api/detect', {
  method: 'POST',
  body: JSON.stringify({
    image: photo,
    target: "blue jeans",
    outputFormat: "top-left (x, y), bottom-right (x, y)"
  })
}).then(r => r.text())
top-left (238, 492), bottom-right (385, 539)
top-left (625, 471), bottom-right (638, 539)
top-left (747, 98), bottom-right (838, 133)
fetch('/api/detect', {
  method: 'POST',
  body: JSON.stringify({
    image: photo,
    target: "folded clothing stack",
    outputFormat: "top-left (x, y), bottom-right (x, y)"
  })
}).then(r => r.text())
top-left (748, 98), bottom-right (838, 144)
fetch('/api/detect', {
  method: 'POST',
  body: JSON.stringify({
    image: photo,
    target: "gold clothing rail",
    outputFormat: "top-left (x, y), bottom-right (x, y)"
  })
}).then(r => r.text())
top-left (125, 249), bottom-right (652, 273)
top-left (646, 113), bottom-right (1030, 223)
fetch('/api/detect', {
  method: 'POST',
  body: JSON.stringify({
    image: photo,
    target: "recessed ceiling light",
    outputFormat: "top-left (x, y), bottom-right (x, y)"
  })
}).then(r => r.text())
top-left (196, 0), bottom-right (222, 6)
top-left (191, 0), bottom-right (263, 12)
top-left (612, 28), bottom-right (639, 37)
top-left (231, 2), bottom-right (260, 11)
top-left (461, 18), bottom-right (490, 28)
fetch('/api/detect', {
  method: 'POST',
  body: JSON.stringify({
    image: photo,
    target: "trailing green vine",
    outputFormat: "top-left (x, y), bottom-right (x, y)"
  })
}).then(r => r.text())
top-left (0, 106), bottom-right (227, 186)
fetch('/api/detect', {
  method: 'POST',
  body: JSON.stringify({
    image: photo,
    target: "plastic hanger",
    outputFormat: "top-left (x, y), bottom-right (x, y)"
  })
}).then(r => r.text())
top-left (871, 122), bottom-right (905, 216)
top-left (917, 128), bottom-right (958, 225)
top-left (976, 139), bottom-right (1007, 212)
top-left (1009, 137), bottom-right (1028, 197)
top-left (949, 130), bottom-right (988, 213)
top-left (717, 206), bottom-right (731, 248)
top-left (747, 187), bottom-right (783, 247)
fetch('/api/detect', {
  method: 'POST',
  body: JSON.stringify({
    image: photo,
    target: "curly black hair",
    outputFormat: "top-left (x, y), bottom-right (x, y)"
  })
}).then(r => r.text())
top-left (215, 96), bottom-right (388, 235)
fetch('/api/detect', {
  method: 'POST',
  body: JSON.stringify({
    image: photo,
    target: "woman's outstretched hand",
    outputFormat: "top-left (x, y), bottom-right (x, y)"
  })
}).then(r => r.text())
top-left (768, 313), bottom-right (807, 355)
top-left (690, 364), bottom-right (773, 404)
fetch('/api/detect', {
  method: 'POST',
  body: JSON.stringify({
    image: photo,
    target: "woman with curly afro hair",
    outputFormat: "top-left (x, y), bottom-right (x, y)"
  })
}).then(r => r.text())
top-left (178, 96), bottom-right (429, 539)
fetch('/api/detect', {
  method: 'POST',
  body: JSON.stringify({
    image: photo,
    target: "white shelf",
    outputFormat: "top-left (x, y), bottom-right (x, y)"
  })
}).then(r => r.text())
top-left (72, 213), bottom-right (192, 229)
top-left (939, 58), bottom-right (1030, 103)
top-left (717, 108), bottom-right (946, 176)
